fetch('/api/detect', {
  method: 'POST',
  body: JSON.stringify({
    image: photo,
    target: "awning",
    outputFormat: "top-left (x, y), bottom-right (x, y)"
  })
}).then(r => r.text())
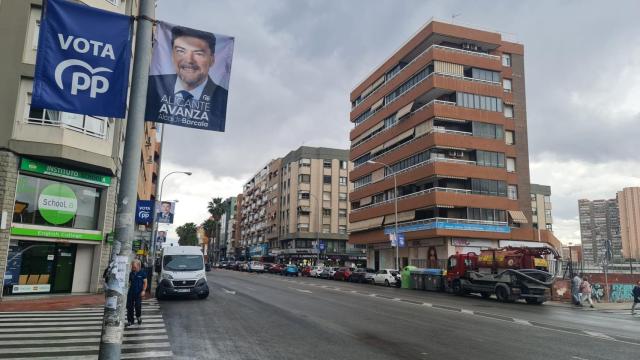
top-left (371, 97), bottom-right (384, 111)
top-left (508, 210), bottom-right (528, 224)
top-left (360, 196), bottom-right (372, 206)
top-left (384, 128), bottom-right (414, 148)
top-left (384, 210), bottom-right (415, 224)
top-left (352, 120), bottom-right (384, 144)
top-left (396, 101), bottom-right (414, 119)
top-left (350, 216), bottom-right (384, 232)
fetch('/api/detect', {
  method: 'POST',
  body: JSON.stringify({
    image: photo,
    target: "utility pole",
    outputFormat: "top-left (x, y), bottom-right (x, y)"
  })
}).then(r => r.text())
top-left (99, 1), bottom-right (154, 358)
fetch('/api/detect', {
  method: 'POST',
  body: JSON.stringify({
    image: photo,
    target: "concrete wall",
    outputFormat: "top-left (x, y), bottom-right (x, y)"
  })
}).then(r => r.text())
top-left (0, 152), bottom-right (19, 292)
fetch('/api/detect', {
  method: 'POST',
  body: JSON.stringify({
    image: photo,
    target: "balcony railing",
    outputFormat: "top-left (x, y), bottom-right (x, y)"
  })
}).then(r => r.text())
top-left (352, 187), bottom-right (471, 213)
top-left (382, 217), bottom-right (510, 234)
top-left (353, 44), bottom-right (500, 111)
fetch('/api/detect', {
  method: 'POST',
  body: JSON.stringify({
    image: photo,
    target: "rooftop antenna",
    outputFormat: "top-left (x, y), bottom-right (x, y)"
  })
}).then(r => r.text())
top-left (451, 13), bottom-right (462, 24)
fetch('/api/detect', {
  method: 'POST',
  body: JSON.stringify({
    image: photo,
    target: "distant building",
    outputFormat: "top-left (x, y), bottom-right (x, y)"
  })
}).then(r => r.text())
top-left (617, 187), bottom-right (640, 260)
top-left (219, 197), bottom-right (237, 260)
top-left (578, 199), bottom-right (622, 263)
top-left (530, 184), bottom-right (552, 232)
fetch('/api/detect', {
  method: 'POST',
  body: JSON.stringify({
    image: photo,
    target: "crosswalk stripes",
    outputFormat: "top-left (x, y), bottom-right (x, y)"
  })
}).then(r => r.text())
top-left (0, 299), bottom-right (173, 359)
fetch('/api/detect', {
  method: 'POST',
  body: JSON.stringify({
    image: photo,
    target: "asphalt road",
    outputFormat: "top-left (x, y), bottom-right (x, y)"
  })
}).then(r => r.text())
top-left (160, 270), bottom-right (640, 360)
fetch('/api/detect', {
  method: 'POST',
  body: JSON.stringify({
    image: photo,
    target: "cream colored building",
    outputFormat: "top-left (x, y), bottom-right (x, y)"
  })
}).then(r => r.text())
top-left (618, 187), bottom-right (640, 260)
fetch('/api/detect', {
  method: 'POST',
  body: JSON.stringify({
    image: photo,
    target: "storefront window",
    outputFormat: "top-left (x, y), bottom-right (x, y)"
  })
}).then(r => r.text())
top-left (13, 174), bottom-right (102, 230)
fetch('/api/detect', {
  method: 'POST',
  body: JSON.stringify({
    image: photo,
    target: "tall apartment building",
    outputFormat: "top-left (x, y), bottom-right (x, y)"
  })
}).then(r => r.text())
top-left (578, 199), bottom-right (623, 263)
top-left (617, 187), bottom-right (640, 260)
top-left (0, 0), bottom-right (136, 298)
top-left (348, 21), bottom-right (537, 270)
top-left (230, 194), bottom-right (243, 258)
top-left (239, 147), bottom-right (360, 264)
top-left (219, 196), bottom-right (237, 259)
top-left (530, 183), bottom-right (552, 231)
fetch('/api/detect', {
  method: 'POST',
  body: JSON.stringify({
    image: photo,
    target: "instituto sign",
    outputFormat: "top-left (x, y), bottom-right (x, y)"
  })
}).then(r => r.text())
top-left (20, 158), bottom-right (111, 186)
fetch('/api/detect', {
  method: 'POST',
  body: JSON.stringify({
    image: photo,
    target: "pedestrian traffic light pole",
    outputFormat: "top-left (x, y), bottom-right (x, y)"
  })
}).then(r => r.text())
top-left (99, 1), bottom-right (154, 358)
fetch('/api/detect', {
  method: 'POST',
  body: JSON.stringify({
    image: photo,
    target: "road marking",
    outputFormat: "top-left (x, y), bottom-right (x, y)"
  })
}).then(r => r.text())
top-left (121, 350), bottom-right (174, 359)
top-left (292, 288), bottom-right (312, 294)
top-left (422, 302), bottom-right (433, 307)
top-left (584, 331), bottom-right (616, 340)
top-left (369, 293), bottom-right (377, 297)
top-left (392, 298), bottom-right (402, 301)
top-left (222, 288), bottom-right (236, 295)
top-left (350, 290), bottom-right (358, 293)
top-left (460, 309), bottom-right (474, 315)
top-left (572, 356), bottom-right (590, 360)
top-left (0, 345), bottom-right (99, 354)
top-left (513, 318), bottom-right (532, 326)
top-left (121, 341), bottom-right (171, 349)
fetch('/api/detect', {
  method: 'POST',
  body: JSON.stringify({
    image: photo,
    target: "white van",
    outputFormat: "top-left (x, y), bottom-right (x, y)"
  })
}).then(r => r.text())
top-left (156, 246), bottom-right (209, 300)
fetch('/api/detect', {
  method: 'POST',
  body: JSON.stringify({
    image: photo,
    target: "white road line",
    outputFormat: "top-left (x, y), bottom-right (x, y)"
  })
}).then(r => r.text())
top-left (0, 345), bottom-right (99, 354)
top-left (0, 325), bottom-right (101, 333)
top-left (123, 335), bottom-right (169, 342)
top-left (0, 337), bottom-right (99, 346)
top-left (350, 290), bottom-right (358, 293)
top-left (222, 288), bottom-right (236, 295)
top-left (293, 288), bottom-right (312, 294)
top-left (124, 329), bottom-right (167, 335)
top-left (120, 350), bottom-right (174, 359)
top-left (0, 318), bottom-right (163, 327)
top-left (0, 312), bottom-right (103, 317)
top-left (0, 316), bottom-right (103, 321)
top-left (422, 302), bottom-right (433, 307)
top-left (392, 298), bottom-right (402, 301)
top-left (571, 356), bottom-right (590, 360)
top-left (5, 355), bottom-right (98, 360)
top-left (369, 293), bottom-right (377, 297)
top-left (584, 331), bottom-right (616, 340)
top-left (513, 318), bottom-right (532, 326)
top-left (121, 341), bottom-right (171, 349)
top-left (0, 311), bottom-right (103, 315)
top-left (0, 331), bottom-right (102, 339)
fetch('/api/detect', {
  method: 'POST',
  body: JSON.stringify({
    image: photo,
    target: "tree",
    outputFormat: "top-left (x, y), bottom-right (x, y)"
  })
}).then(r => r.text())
top-left (176, 222), bottom-right (198, 246)
top-left (207, 197), bottom-right (225, 221)
top-left (201, 218), bottom-right (217, 242)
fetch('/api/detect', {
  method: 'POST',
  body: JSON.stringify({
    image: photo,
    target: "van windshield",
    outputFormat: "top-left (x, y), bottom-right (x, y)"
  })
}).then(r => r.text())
top-left (163, 255), bottom-right (203, 271)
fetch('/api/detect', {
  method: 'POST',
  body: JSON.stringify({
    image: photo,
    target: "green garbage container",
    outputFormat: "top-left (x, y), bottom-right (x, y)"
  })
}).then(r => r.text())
top-left (401, 266), bottom-right (417, 289)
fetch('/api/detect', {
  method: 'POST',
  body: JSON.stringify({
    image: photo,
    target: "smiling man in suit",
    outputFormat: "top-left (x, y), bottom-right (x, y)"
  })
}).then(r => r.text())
top-left (146, 25), bottom-right (228, 131)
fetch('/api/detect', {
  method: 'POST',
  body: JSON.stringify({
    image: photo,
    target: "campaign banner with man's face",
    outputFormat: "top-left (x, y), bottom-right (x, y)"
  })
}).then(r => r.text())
top-left (31, 0), bottom-right (132, 118)
top-left (155, 201), bottom-right (176, 224)
top-left (145, 21), bottom-right (234, 132)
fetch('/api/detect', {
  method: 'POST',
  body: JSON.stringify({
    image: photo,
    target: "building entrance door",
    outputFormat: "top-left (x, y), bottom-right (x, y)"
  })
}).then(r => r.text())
top-left (52, 244), bottom-right (77, 293)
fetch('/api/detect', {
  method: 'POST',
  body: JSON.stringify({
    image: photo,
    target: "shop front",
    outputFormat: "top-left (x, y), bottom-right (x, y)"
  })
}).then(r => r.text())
top-left (2, 158), bottom-right (110, 296)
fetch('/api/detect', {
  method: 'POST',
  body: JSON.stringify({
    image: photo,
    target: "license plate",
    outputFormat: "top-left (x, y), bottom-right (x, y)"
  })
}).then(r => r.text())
top-left (176, 289), bottom-right (190, 293)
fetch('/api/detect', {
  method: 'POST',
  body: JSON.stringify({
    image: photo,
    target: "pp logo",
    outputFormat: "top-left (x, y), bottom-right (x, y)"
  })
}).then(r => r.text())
top-left (138, 211), bottom-right (151, 220)
top-left (53, 34), bottom-right (116, 98)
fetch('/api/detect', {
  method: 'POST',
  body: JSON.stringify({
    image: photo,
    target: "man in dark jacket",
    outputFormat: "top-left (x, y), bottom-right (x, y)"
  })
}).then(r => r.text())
top-left (632, 280), bottom-right (640, 315)
top-left (126, 259), bottom-right (147, 327)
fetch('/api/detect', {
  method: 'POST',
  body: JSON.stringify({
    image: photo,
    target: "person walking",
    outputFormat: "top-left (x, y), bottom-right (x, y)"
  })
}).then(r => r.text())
top-left (580, 276), bottom-right (595, 308)
top-left (571, 273), bottom-right (583, 306)
top-left (632, 280), bottom-right (640, 315)
top-left (126, 259), bottom-right (147, 327)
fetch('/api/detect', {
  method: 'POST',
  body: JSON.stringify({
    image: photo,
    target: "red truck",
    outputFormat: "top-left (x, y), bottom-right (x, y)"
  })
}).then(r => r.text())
top-left (444, 246), bottom-right (560, 304)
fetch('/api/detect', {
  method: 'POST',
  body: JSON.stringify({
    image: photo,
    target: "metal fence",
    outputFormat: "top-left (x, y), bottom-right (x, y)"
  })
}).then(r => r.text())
top-left (560, 259), bottom-right (640, 278)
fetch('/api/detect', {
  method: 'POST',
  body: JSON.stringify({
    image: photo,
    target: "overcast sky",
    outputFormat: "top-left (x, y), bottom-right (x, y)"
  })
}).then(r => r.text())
top-left (155, 0), bottom-right (640, 246)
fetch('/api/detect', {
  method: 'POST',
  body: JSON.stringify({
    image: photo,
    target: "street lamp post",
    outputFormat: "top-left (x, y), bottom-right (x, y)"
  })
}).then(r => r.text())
top-left (309, 193), bottom-right (322, 266)
top-left (150, 171), bottom-right (192, 279)
top-left (367, 160), bottom-right (399, 271)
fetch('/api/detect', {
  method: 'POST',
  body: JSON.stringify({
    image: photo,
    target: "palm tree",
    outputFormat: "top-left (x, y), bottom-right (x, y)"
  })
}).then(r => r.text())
top-left (206, 197), bottom-right (226, 262)
top-left (176, 222), bottom-right (198, 246)
top-left (207, 197), bottom-right (225, 221)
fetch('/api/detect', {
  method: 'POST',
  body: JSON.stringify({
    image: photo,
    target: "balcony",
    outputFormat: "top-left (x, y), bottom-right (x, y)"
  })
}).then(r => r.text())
top-left (383, 217), bottom-right (510, 234)
top-left (352, 44), bottom-right (500, 111)
top-left (352, 187), bottom-right (471, 213)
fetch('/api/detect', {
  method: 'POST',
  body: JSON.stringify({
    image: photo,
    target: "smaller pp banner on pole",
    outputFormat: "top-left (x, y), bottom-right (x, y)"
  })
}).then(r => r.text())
top-left (31, 0), bottom-right (132, 117)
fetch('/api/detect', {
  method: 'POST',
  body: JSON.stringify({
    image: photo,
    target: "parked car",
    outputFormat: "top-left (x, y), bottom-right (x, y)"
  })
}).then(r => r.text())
top-left (217, 261), bottom-right (227, 269)
top-left (333, 267), bottom-right (355, 281)
top-left (269, 263), bottom-right (285, 274)
top-left (349, 268), bottom-right (376, 283)
top-left (373, 269), bottom-right (400, 287)
top-left (239, 262), bottom-right (249, 272)
top-left (309, 266), bottom-right (324, 277)
top-left (282, 264), bottom-right (299, 276)
top-left (263, 263), bottom-right (274, 272)
top-left (248, 261), bottom-right (265, 273)
top-left (301, 266), bottom-right (312, 277)
top-left (319, 267), bottom-right (338, 279)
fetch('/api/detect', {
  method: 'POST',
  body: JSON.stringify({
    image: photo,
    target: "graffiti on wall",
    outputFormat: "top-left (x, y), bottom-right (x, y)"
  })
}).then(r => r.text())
top-left (592, 283), bottom-right (605, 302)
top-left (609, 284), bottom-right (635, 302)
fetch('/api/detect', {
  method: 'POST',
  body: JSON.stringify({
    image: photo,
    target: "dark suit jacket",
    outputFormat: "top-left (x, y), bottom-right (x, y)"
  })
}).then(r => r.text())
top-left (156, 212), bottom-right (174, 224)
top-left (145, 74), bottom-right (228, 132)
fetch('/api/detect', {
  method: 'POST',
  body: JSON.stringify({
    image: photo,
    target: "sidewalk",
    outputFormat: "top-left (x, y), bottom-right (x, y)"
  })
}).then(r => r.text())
top-left (0, 293), bottom-right (105, 312)
top-left (546, 300), bottom-right (634, 311)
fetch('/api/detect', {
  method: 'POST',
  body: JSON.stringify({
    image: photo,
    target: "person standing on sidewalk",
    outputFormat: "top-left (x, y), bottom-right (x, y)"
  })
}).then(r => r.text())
top-left (580, 276), bottom-right (594, 308)
top-left (126, 259), bottom-right (147, 327)
top-left (571, 273), bottom-right (582, 306)
top-left (632, 280), bottom-right (640, 315)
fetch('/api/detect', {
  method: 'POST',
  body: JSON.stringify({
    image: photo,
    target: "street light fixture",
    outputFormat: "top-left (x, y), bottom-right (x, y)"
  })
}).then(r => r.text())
top-left (367, 160), bottom-right (400, 271)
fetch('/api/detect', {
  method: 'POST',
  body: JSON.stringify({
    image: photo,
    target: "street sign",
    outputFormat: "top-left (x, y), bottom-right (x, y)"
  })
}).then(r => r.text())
top-left (398, 233), bottom-right (405, 248)
top-left (319, 241), bottom-right (325, 251)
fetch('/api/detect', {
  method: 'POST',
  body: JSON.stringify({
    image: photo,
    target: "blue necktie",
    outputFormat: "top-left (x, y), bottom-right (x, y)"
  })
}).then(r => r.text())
top-left (176, 90), bottom-right (193, 102)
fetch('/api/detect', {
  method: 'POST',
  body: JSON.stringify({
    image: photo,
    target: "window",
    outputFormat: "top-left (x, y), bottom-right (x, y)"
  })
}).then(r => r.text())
top-left (338, 225), bottom-right (347, 234)
top-left (507, 185), bottom-right (518, 200)
top-left (338, 209), bottom-right (347, 217)
top-left (545, 224), bottom-right (553, 231)
top-left (353, 174), bottom-right (372, 189)
top-left (506, 157), bottom-right (516, 172)
top-left (322, 209), bottom-right (332, 216)
top-left (385, 64), bottom-right (434, 105)
top-left (13, 174), bottom-right (103, 230)
top-left (299, 158), bottom-right (311, 167)
top-left (472, 122), bottom-right (503, 139)
top-left (502, 53), bottom-right (512, 67)
top-left (297, 223), bottom-right (309, 232)
top-left (504, 104), bottom-right (514, 118)
top-left (505, 130), bottom-right (515, 145)
top-left (503, 79), bottom-right (512, 92)
top-left (530, 194), bottom-right (537, 201)
top-left (32, 20), bottom-right (40, 50)
top-left (323, 175), bottom-right (332, 184)
top-left (339, 192), bottom-right (347, 201)
top-left (323, 191), bottom-right (331, 201)
top-left (545, 209), bottom-right (552, 219)
top-left (354, 153), bottom-right (371, 166)
top-left (456, 92), bottom-right (502, 112)
top-left (323, 159), bottom-right (332, 168)
top-left (340, 161), bottom-right (348, 170)
top-left (468, 208), bottom-right (507, 222)
top-left (476, 151), bottom-right (505, 168)
top-left (298, 174), bottom-right (310, 183)
top-left (339, 176), bottom-right (347, 186)
top-left (322, 224), bottom-right (331, 234)
top-left (26, 94), bottom-right (109, 139)
top-left (470, 68), bottom-right (500, 82)
top-left (298, 191), bottom-right (310, 200)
